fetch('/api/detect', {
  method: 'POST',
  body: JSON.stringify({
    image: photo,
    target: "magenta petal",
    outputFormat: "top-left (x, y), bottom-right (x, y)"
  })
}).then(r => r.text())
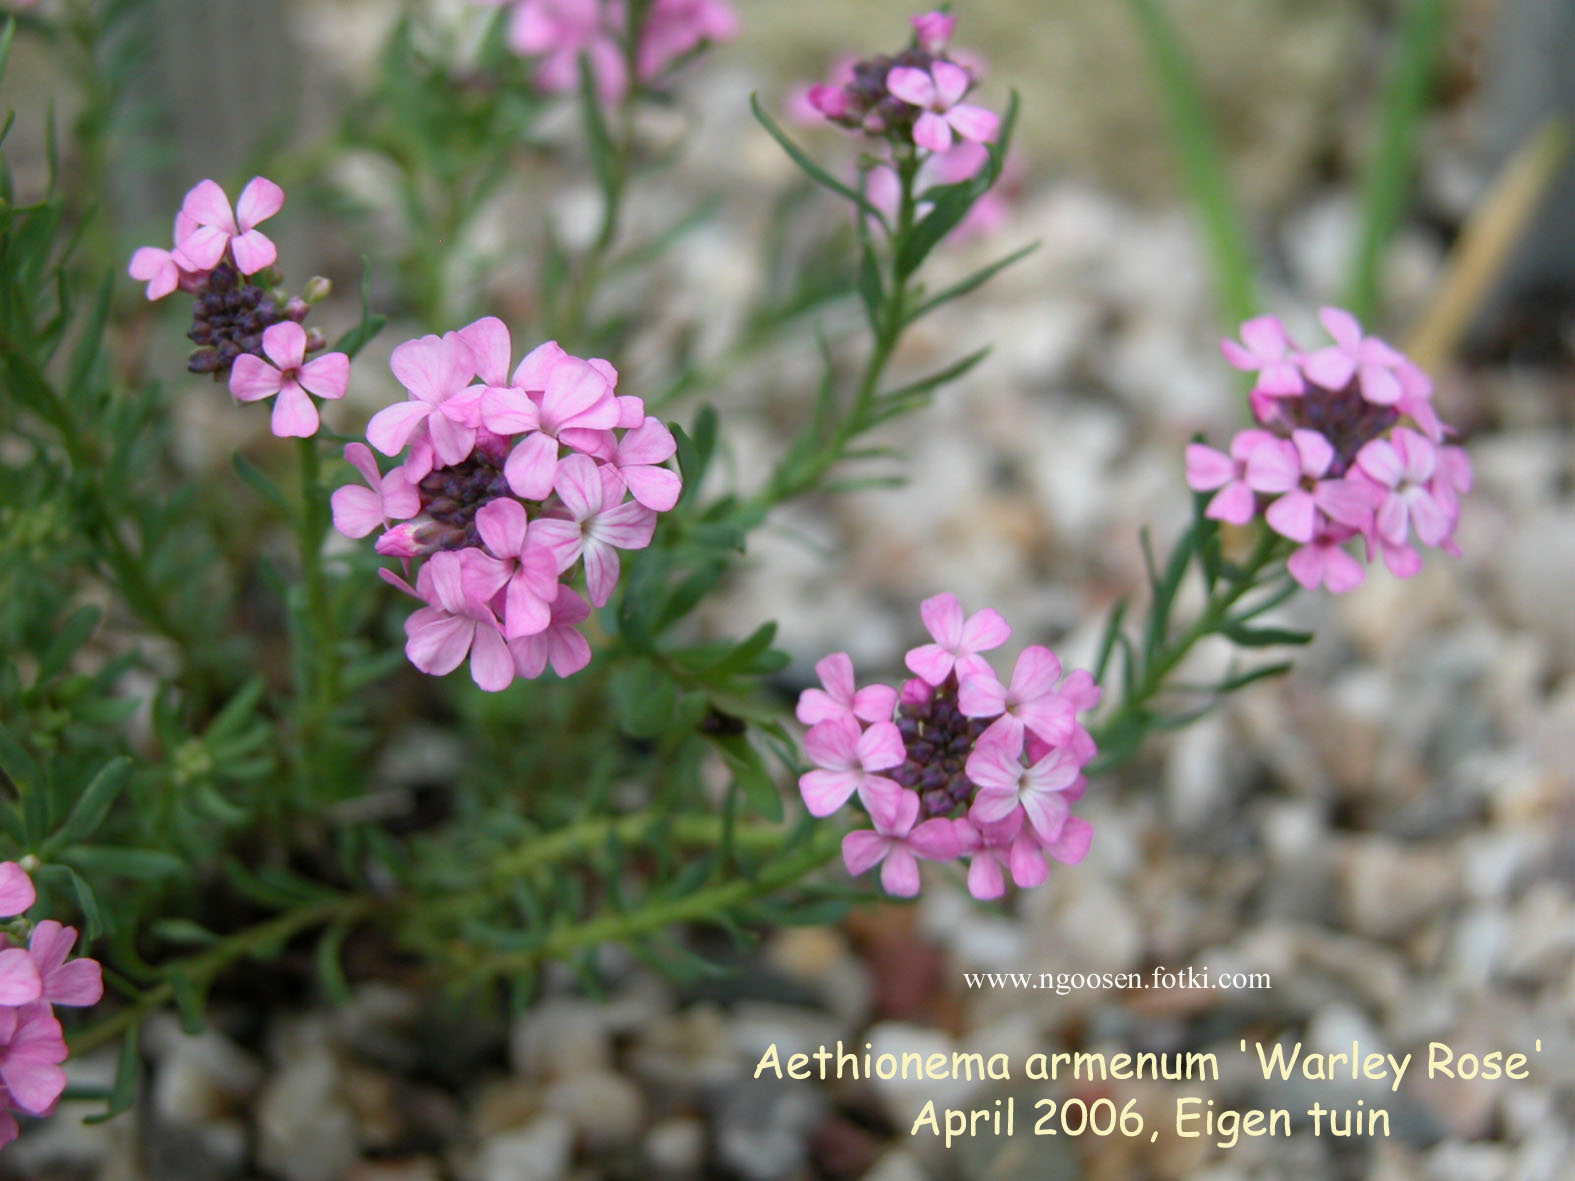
top-left (842, 830), bottom-right (890, 877)
top-left (1265, 490), bottom-right (1317, 543)
top-left (298, 352), bottom-right (350, 400)
top-left (235, 176), bottom-right (285, 229)
top-left (800, 769), bottom-right (858, 817)
top-left (1044, 815), bottom-right (1093, 864)
top-left (475, 498), bottom-right (529, 559)
top-left (229, 229), bottom-right (277, 275)
top-left (405, 610), bottom-right (474, 676)
top-left (967, 854), bottom-right (1005, 900)
top-left (880, 848), bottom-right (922, 897)
top-left (228, 354), bottom-right (282, 403)
top-left (270, 383), bottom-right (320, 439)
top-left (886, 65), bottom-right (936, 107)
top-left (505, 432), bottom-right (561, 500)
top-left (0, 949), bottom-right (40, 1006)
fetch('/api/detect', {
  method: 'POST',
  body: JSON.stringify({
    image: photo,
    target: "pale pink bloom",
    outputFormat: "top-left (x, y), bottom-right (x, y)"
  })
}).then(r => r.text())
top-left (25, 922), bottom-right (102, 1007)
top-left (510, 585), bottom-right (593, 679)
top-left (1429, 444), bottom-right (1473, 523)
top-left (904, 592), bottom-right (1010, 685)
top-left (638, 0), bottom-right (739, 81)
top-left (0, 1002), bottom-right (67, 1117)
top-left (574, 416), bottom-right (681, 510)
top-left (501, 0), bottom-right (628, 101)
top-left (958, 645), bottom-right (1075, 748)
top-left (885, 61), bottom-right (998, 152)
top-left (0, 863), bottom-right (35, 918)
top-left (530, 454), bottom-right (656, 606)
top-left (955, 813), bottom-right (1043, 897)
top-left (796, 652), bottom-right (899, 728)
top-left (799, 717), bottom-right (905, 827)
top-left (1395, 362), bottom-right (1445, 441)
top-left (366, 333), bottom-right (482, 471)
top-left (1286, 523), bottom-right (1366, 593)
top-left (841, 791), bottom-right (960, 897)
top-left (1301, 306), bottom-right (1407, 405)
top-left (1355, 427), bottom-right (1451, 548)
top-left (404, 550), bottom-right (514, 691)
top-left (0, 951), bottom-right (38, 1008)
top-left (965, 729), bottom-right (1081, 844)
top-left (1221, 316), bottom-right (1304, 396)
top-left (1251, 429), bottom-right (1374, 543)
top-left (1184, 428), bottom-right (1280, 525)
top-left (331, 443), bottom-right (420, 539)
top-left (910, 10), bottom-right (956, 53)
top-left (175, 177), bottom-right (285, 275)
top-left (475, 498), bottom-right (559, 639)
top-left (229, 322), bottom-right (349, 439)
top-left (127, 210), bottom-right (203, 300)
top-left (485, 352), bottom-right (621, 500)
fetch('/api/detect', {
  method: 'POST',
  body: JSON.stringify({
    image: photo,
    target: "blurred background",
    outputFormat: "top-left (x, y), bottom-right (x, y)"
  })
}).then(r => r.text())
top-left (4, 0), bottom-right (1574, 1177)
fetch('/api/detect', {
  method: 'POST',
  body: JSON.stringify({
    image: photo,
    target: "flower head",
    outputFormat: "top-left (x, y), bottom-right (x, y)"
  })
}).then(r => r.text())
top-left (228, 322), bottom-right (349, 438)
top-left (176, 177), bottom-right (285, 275)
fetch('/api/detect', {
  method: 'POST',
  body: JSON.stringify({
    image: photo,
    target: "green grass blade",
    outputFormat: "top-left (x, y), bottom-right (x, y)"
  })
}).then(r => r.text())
top-left (1346, 0), bottom-right (1451, 322)
top-left (1125, 0), bottom-right (1258, 327)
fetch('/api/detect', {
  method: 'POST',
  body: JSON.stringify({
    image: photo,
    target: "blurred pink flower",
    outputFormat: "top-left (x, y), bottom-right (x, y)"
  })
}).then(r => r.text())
top-left (885, 61), bottom-right (998, 152)
top-left (1221, 315), bottom-right (1304, 397)
top-left (1301, 306), bottom-right (1408, 406)
top-left (797, 652), bottom-right (899, 729)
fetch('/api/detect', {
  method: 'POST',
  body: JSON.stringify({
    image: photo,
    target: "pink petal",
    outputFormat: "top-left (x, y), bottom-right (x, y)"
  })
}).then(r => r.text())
top-left (1008, 836), bottom-right (1049, 889)
top-left (1185, 444), bottom-right (1235, 491)
top-left (1009, 645), bottom-right (1062, 699)
top-left (270, 383), bottom-right (321, 439)
top-left (967, 854), bottom-right (1005, 900)
top-left (1327, 544), bottom-right (1369, 590)
top-left (622, 465), bottom-right (681, 511)
top-left (1314, 478), bottom-right (1375, 530)
top-left (946, 103), bottom-right (998, 143)
top-left (457, 316), bottom-right (513, 386)
top-left (330, 485), bottom-right (383, 538)
top-left (391, 334), bottom-right (471, 405)
top-left (912, 110), bottom-right (953, 152)
top-left (804, 716), bottom-right (859, 768)
top-left (1356, 438), bottom-right (1402, 488)
top-left (366, 399), bottom-right (433, 456)
top-left (1318, 306), bottom-right (1362, 350)
top-left (813, 653), bottom-right (856, 705)
top-left (879, 848), bottom-right (922, 897)
top-left (851, 684), bottom-right (898, 723)
top-left (181, 179), bottom-right (236, 233)
top-left (298, 352), bottom-right (350, 401)
top-left (854, 721), bottom-right (905, 771)
top-left (176, 224), bottom-right (230, 271)
top-left (1205, 481), bottom-right (1256, 525)
top-left (405, 610), bottom-right (474, 676)
top-left (931, 61), bottom-right (971, 107)
top-left (843, 830), bottom-right (891, 877)
top-left (957, 670), bottom-right (1007, 717)
top-left (917, 592), bottom-right (963, 645)
top-left (1302, 347), bottom-right (1357, 390)
top-left (228, 355), bottom-right (282, 402)
top-left (426, 411), bottom-right (476, 467)
top-left (800, 769), bottom-right (858, 817)
top-left (886, 66), bottom-right (936, 107)
top-left (529, 518), bottom-right (584, 573)
top-left (1244, 438), bottom-right (1301, 492)
top-left (587, 500), bottom-right (656, 550)
top-left (904, 643), bottom-right (954, 686)
top-left (1265, 489), bottom-right (1317, 542)
top-left (908, 818), bottom-right (962, 860)
top-left (1286, 544), bottom-right (1327, 590)
top-left (1291, 429), bottom-right (1334, 476)
top-left (552, 453), bottom-right (604, 519)
top-left (505, 431), bottom-right (561, 500)
top-left (511, 340), bottom-right (569, 390)
top-left (229, 229), bottom-right (277, 275)
top-left (468, 624), bottom-right (515, 691)
top-left (260, 321), bottom-right (307, 371)
top-left (541, 358), bottom-right (617, 431)
top-left (1043, 815), bottom-right (1093, 864)
top-left (1021, 791), bottom-right (1070, 844)
top-left (970, 788), bottom-right (1022, 824)
top-left (582, 540), bottom-right (622, 607)
top-left (0, 949), bottom-right (40, 1006)
top-left (1238, 316), bottom-right (1289, 360)
top-left (43, 958), bottom-right (102, 1006)
top-left (618, 417), bottom-right (677, 465)
top-left (958, 607), bottom-right (1010, 653)
top-left (1358, 362), bottom-right (1402, 406)
top-left (234, 176), bottom-right (284, 230)
top-left (546, 622), bottom-right (592, 677)
top-left (475, 498), bottom-right (529, 558)
top-left (482, 387), bottom-right (540, 435)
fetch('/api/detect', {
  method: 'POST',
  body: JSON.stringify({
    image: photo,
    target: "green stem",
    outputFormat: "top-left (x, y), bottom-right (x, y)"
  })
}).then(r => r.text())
top-left (68, 892), bottom-right (385, 1056)
top-left (1091, 527), bottom-right (1287, 755)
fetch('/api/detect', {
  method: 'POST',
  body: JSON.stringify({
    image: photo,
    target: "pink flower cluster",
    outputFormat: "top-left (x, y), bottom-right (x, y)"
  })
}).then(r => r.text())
top-left (334, 318), bottom-right (681, 691)
top-left (127, 178), bottom-right (349, 435)
top-left (804, 11), bottom-right (998, 154)
top-left (798, 594), bottom-right (1100, 901)
top-left (1187, 309), bottom-right (1473, 592)
top-left (478, 0), bottom-right (738, 103)
top-left (0, 863), bottom-right (103, 1149)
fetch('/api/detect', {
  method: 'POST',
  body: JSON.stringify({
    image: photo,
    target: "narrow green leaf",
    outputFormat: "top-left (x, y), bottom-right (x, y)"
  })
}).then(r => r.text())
top-left (65, 845), bottom-right (184, 880)
top-left (877, 345), bottom-right (991, 405)
top-left (1223, 623), bottom-right (1312, 648)
top-left (37, 605), bottom-right (101, 684)
top-left (750, 94), bottom-right (888, 227)
top-left (0, 722), bottom-right (41, 793)
top-left (315, 919), bottom-right (353, 1005)
top-left (151, 918), bottom-right (219, 947)
top-left (1215, 661), bottom-right (1294, 692)
top-left (168, 970), bottom-right (207, 1035)
top-left (578, 53), bottom-right (618, 199)
top-left (62, 864), bottom-right (103, 940)
top-left (909, 241), bottom-right (1039, 322)
top-left (330, 258), bottom-right (387, 359)
top-left (1091, 598), bottom-right (1130, 686)
top-left (82, 1027), bottom-right (139, 1125)
top-left (232, 452), bottom-right (292, 516)
top-left (48, 756), bottom-right (130, 850)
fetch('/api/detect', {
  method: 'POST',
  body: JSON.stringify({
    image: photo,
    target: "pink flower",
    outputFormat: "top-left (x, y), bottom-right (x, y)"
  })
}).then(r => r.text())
top-left (530, 454), bottom-right (656, 607)
top-left (404, 550), bottom-right (514, 692)
top-left (366, 333), bottom-right (482, 471)
top-left (127, 210), bottom-right (204, 300)
top-left (25, 923), bottom-right (102, 1007)
top-left (1184, 429), bottom-right (1281, 525)
top-left (841, 791), bottom-right (960, 897)
top-left (885, 61), bottom-right (998, 152)
top-left (957, 810), bottom-right (1093, 899)
top-left (796, 653), bottom-right (899, 728)
top-left (0, 864), bottom-right (35, 919)
top-left (228, 322), bottom-right (349, 439)
top-left (910, 10), bottom-right (956, 53)
top-left (1301, 306), bottom-right (1408, 406)
top-left (332, 443), bottom-right (420, 539)
top-left (799, 717), bottom-right (905, 827)
top-left (475, 498), bottom-right (559, 639)
top-left (1221, 316), bottom-right (1304, 397)
top-left (498, 0), bottom-right (628, 102)
top-left (957, 644), bottom-right (1075, 748)
top-left (582, 417), bottom-right (682, 511)
top-left (1286, 523), bottom-right (1366, 593)
top-left (510, 585), bottom-right (593, 679)
top-left (904, 592), bottom-right (1010, 685)
top-left (965, 729), bottom-right (1081, 844)
top-left (175, 177), bottom-right (285, 275)
top-left (1252, 429), bottom-right (1374, 543)
top-left (638, 0), bottom-right (739, 82)
top-left (1355, 427), bottom-right (1452, 549)
top-left (484, 350), bottom-right (620, 500)
top-left (0, 1003), bottom-right (67, 1118)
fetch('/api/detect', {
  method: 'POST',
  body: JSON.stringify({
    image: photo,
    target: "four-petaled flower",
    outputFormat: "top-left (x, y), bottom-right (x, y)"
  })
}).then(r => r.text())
top-left (176, 177), bottom-right (285, 275)
top-left (800, 716), bottom-right (905, 827)
top-left (530, 454), bottom-right (656, 607)
top-left (905, 591), bottom-right (1010, 685)
top-left (228, 322), bottom-right (350, 439)
top-left (841, 791), bottom-right (960, 897)
top-left (885, 61), bottom-right (999, 152)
